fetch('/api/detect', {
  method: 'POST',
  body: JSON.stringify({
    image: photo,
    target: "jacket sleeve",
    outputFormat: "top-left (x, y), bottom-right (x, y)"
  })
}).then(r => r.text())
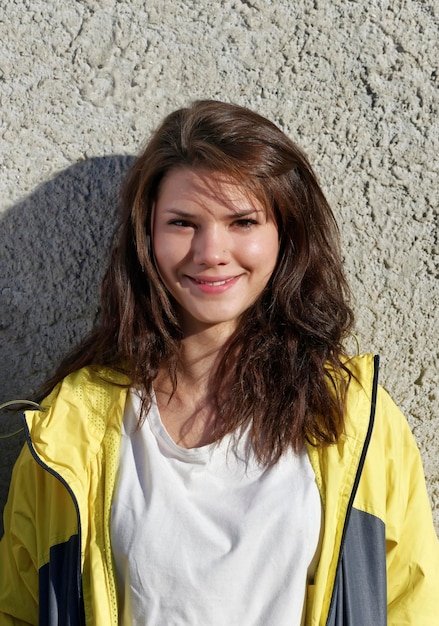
top-left (378, 387), bottom-right (439, 624)
top-left (0, 445), bottom-right (40, 625)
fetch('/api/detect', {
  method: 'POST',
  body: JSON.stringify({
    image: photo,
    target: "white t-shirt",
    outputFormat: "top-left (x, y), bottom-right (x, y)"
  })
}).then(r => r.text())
top-left (111, 389), bottom-right (322, 626)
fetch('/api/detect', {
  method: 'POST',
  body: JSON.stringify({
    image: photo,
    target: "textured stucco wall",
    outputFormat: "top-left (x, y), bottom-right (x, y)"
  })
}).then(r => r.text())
top-left (1, 0), bottom-right (438, 535)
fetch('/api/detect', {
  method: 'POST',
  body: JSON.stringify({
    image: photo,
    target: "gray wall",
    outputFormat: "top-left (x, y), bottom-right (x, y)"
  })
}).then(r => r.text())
top-left (1, 0), bottom-right (438, 534)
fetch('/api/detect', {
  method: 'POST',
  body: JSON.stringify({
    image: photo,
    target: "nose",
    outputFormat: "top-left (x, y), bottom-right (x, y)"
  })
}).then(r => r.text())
top-left (191, 225), bottom-right (230, 266)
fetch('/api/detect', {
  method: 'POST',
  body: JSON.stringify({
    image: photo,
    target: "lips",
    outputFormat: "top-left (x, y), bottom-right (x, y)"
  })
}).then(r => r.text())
top-left (190, 276), bottom-right (237, 286)
top-left (185, 274), bottom-right (241, 294)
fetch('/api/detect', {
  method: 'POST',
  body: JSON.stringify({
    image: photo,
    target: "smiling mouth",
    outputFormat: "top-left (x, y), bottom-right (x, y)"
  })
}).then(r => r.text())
top-left (189, 276), bottom-right (237, 286)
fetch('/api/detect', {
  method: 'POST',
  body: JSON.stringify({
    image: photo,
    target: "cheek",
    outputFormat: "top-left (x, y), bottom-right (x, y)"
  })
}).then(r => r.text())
top-left (153, 232), bottom-right (191, 282)
top-left (249, 232), bottom-right (279, 272)
top-left (152, 232), bottom-right (173, 279)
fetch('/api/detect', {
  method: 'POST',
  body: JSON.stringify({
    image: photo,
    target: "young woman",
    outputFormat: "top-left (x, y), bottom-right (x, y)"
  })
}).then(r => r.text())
top-left (1, 101), bottom-right (438, 625)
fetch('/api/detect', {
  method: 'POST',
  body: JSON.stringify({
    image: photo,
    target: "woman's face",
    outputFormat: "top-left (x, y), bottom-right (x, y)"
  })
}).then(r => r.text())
top-left (152, 168), bottom-right (279, 337)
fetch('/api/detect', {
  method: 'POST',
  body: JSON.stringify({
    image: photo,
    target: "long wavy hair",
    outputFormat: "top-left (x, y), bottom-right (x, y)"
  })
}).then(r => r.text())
top-left (39, 100), bottom-right (355, 464)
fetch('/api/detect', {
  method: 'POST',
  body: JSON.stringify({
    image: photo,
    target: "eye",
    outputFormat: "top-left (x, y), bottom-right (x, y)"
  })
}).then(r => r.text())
top-left (234, 218), bottom-right (259, 228)
top-left (168, 219), bottom-right (195, 228)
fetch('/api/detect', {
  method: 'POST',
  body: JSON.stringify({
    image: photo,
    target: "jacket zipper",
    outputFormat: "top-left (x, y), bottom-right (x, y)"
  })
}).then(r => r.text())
top-left (22, 414), bottom-right (85, 624)
top-left (325, 354), bottom-right (380, 624)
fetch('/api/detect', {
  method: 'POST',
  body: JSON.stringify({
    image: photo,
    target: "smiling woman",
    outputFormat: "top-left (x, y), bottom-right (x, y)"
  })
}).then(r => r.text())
top-left (152, 168), bottom-right (279, 335)
top-left (0, 101), bottom-right (438, 626)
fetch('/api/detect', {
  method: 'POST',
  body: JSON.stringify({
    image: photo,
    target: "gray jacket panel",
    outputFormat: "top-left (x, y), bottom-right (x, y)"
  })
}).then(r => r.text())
top-left (326, 508), bottom-right (387, 625)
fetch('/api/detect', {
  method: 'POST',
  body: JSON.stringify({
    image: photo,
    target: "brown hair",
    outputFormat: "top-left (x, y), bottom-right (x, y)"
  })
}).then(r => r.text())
top-left (39, 100), bottom-right (354, 464)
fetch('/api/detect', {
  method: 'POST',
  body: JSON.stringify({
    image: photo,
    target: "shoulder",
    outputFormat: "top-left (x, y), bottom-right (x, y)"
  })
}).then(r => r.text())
top-left (24, 365), bottom-right (130, 456)
top-left (342, 354), bottom-right (413, 443)
top-left (333, 353), bottom-right (378, 439)
top-left (40, 365), bottom-right (131, 409)
top-left (349, 358), bottom-right (426, 518)
top-left (38, 365), bottom-right (131, 420)
top-left (343, 353), bottom-right (377, 397)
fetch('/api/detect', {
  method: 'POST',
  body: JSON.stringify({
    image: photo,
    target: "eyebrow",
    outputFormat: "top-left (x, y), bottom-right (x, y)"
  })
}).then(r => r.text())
top-left (162, 209), bottom-right (197, 218)
top-left (162, 208), bottom-right (262, 218)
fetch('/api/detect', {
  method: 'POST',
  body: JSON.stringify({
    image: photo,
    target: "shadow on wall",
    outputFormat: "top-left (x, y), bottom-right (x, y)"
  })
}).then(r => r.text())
top-left (0, 155), bottom-right (135, 535)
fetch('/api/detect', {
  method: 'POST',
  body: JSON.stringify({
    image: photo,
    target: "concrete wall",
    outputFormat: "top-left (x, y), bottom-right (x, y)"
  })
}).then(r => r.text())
top-left (1, 0), bottom-right (438, 534)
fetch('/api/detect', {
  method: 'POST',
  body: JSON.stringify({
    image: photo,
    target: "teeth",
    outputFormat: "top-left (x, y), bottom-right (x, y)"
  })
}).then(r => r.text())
top-left (195, 278), bottom-right (233, 286)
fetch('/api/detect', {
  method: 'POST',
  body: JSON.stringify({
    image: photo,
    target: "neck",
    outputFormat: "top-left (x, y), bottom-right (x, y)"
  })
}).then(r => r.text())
top-left (154, 326), bottom-right (234, 448)
top-left (185, 326), bottom-right (230, 376)
top-left (162, 324), bottom-right (233, 392)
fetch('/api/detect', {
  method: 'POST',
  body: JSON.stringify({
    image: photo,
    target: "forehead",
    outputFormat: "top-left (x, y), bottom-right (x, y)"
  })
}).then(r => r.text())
top-left (156, 167), bottom-right (268, 214)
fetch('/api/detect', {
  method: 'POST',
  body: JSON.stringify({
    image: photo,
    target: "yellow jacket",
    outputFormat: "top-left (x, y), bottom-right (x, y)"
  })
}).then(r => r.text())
top-left (0, 354), bottom-right (438, 624)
